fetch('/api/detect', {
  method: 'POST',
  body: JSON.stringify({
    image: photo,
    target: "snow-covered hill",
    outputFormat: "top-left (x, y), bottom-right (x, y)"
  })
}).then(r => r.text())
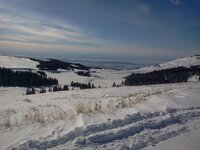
top-left (1, 55), bottom-right (200, 87)
top-left (1, 55), bottom-right (200, 72)
top-left (0, 56), bottom-right (39, 70)
top-left (135, 55), bottom-right (200, 73)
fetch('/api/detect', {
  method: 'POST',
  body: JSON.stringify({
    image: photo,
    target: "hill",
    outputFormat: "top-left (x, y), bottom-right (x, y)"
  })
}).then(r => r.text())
top-left (0, 56), bottom-right (90, 71)
top-left (135, 55), bottom-right (200, 73)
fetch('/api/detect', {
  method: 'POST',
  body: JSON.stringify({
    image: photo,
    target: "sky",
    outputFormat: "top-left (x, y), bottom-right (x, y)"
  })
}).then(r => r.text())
top-left (0, 0), bottom-right (200, 64)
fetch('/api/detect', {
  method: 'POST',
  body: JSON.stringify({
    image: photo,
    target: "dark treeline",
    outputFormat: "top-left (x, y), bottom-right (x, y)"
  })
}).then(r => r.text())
top-left (124, 66), bottom-right (200, 86)
top-left (26, 85), bottom-right (69, 95)
top-left (36, 59), bottom-right (89, 71)
top-left (0, 67), bottom-right (58, 87)
top-left (51, 85), bottom-right (69, 92)
top-left (71, 81), bottom-right (95, 89)
top-left (76, 71), bottom-right (91, 77)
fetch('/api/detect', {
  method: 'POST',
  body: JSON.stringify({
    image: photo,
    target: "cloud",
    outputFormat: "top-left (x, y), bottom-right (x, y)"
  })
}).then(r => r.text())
top-left (0, 40), bottom-right (178, 58)
top-left (1, 17), bottom-right (79, 40)
top-left (169, 0), bottom-right (181, 5)
top-left (0, 6), bottom-right (103, 51)
top-left (135, 2), bottom-right (151, 16)
top-left (0, 1), bottom-right (177, 58)
top-left (95, 1), bottom-right (154, 28)
top-left (0, 0), bottom-right (199, 61)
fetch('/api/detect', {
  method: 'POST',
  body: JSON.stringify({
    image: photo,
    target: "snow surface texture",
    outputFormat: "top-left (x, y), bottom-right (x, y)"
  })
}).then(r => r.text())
top-left (14, 107), bottom-right (200, 150)
top-left (1, 83), bottom-right (200, 150)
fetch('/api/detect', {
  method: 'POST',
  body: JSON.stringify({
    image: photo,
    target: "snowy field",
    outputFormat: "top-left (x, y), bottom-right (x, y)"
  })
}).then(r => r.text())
top-left (1, 82), bottom-right (200, 150)
top-left (46, 68), bottom-right (131, 87)
top-left (0, 55), bottom-right (200, 150)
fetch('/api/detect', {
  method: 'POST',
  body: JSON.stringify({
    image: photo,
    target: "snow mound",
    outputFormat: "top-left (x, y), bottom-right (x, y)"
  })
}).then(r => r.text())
top-left (0, 56), bottom-right (38, 69)
top-left (188, 75), bottom-right (199, 82)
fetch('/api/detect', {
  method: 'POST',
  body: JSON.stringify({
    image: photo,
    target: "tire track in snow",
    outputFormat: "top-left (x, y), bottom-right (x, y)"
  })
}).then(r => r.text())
top-left (12, 107), bottom-right (200, 150)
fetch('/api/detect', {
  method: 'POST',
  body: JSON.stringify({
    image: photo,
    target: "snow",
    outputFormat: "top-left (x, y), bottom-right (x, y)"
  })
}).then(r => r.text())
top-left (46, 68), bottom-right (131, 87)
top-left (45, 55), bottom-right (200, 88)
top-left (0, 55), bottom-right (133, 87)
top-left (143, 130), bottom-right (200, 150)
top-left (10, 104), bottom-right (200, 150)
top-left (1, 82), bottom-right (200, 150)
top-left (0, 56), bottom-right (39, 70)
top-left (188, 75), bottom-right (199, 82)
top-left (135, 55), bottom-right (200, 73)
top-left (1, 55), bottom-right (200, 150)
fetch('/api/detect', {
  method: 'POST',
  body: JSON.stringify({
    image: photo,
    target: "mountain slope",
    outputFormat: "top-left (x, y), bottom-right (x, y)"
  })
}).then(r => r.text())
top-left (135, 55), bottom-right (200, 73)
top-left (0, 56), bottom-right (39, 69)
top-left (1, 55), bottom-right (200, 72)
top-left (0, 56), bottom-right (89, 71)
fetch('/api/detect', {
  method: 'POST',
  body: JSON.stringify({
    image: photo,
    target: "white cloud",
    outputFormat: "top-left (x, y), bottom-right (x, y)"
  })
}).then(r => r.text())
top-left (135, 2), bottom-right (151, 16)
top-left (169, 0), bottom-right (181, 5)
top-left (0, 11), bottom-right (104, 49)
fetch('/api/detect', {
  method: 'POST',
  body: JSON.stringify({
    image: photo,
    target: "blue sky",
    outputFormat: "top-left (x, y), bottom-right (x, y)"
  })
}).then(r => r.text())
top-left (0, 0), bottom-right (200, 64)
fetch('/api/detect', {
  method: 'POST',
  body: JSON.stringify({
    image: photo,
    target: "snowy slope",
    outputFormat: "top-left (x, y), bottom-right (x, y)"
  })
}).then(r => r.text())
top-left (0, 56), bottom-right (39, 69)
top-left (135, 55), bottom-right (200, 73)
top-left (0, 82), bottom-right (200, 150)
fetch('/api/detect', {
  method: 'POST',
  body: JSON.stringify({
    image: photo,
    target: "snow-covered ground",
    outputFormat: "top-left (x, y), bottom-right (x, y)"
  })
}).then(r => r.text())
top-left (0, 82), bottom-right (200, 150)
top-left (0, 55), bottom-right (200, 150)
top-left (46, 68), bottom-right (131, 87)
